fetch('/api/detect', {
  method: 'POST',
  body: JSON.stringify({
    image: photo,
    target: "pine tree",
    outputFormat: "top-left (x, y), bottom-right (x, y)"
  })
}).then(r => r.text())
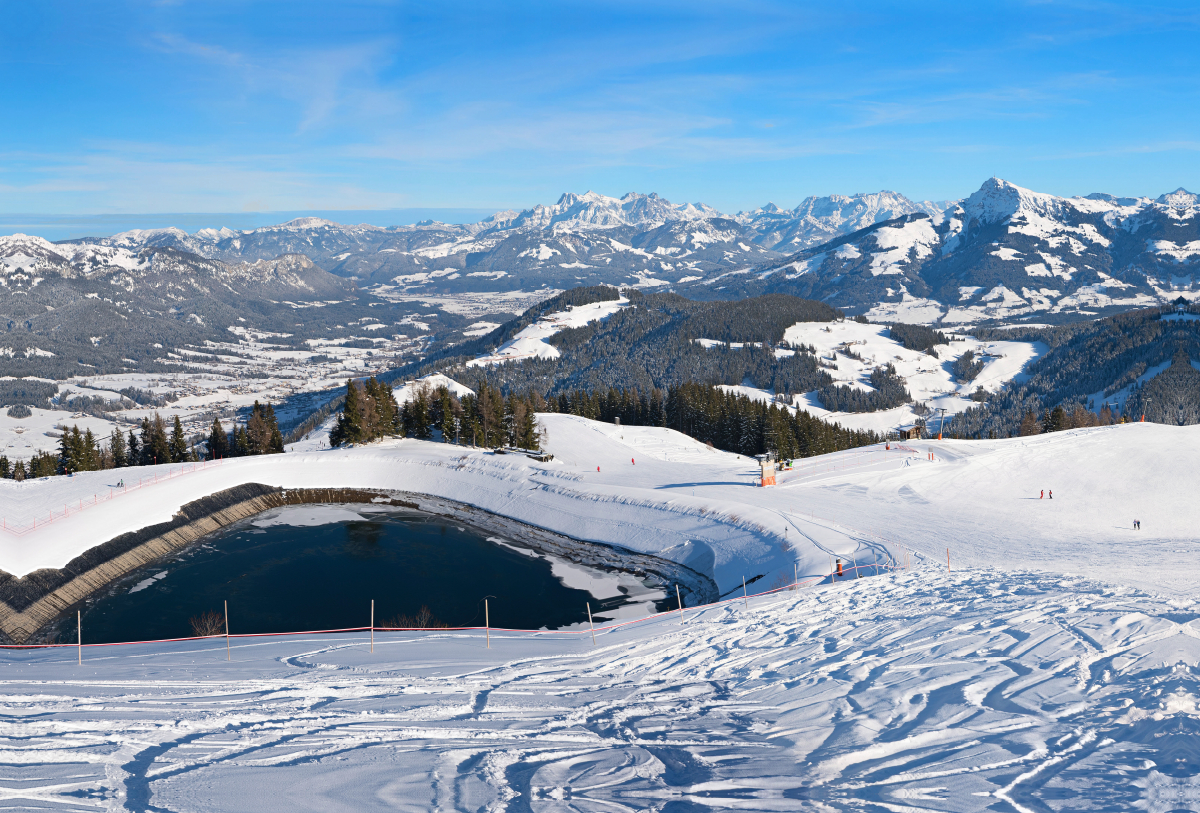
top-left (169, 416), bottom-right (188, 463)
top-left (58, 427), bottom-right (73, 475)
top-left (147, 414), bottom-right (171, 465)
top-left (331, 380), bottom-right (363, 446)
top-left (439, 387), bottom-right (458, 443)
top-left (127, 429), bottom-right (140, 466)
top-left (207, 418), bottom-right (229, 460)
top-left (241, 425), bottom-right (253, 456)
top-left (110, 429), bottom-right (128, 468)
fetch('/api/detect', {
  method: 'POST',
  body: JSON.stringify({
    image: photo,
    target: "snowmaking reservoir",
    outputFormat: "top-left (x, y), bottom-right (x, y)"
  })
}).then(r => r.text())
top-left (45, 504), bottom-right (669, 644)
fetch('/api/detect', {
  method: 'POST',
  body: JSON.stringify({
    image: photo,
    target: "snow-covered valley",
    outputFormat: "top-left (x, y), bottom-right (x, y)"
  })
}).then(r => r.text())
top-left (2, 415), bottom-right (1200, 809)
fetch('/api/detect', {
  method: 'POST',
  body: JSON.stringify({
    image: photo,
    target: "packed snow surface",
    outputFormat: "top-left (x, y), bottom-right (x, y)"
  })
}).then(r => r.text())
top-left (4, 417), bottom-right (1200, 810)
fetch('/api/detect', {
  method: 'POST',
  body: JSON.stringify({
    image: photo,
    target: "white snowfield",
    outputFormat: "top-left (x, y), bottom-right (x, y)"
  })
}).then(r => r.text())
top-left (3, 417), bottom-right (1200, 810)
top-left (467, 298), bottom-right (628, 366)
top-left (720, 320), bottom-right (1044, 434)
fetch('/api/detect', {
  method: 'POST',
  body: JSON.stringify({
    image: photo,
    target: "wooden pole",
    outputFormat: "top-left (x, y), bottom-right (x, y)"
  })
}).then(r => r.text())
top-left (587, 602), bottom-right (596, 645)
top-left (742, 575), bottom-right (749, 610)
top-left (793, 562), bottom-right (798, 589)
top-left (370, 599), bottom-right (374, 653)
top-left (676, 585), bottom-right (684, 624)
top-left (485, 599), bottom-right (490, 649)
top-left (224, 600), bottom-right (230, 661)
top-left (77, 610), bottom-right (81, 666)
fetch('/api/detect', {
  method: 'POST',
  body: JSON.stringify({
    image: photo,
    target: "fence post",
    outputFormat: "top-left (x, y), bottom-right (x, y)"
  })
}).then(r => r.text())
top-left (485, 599), bottom-right (490, 649)
top-left (224, 600), bottom-right (230, 661)
top-left (77, 610), bottom-right (82, 666)
top-left (587, 601), bottom-right (596, 645)
top-left (370, 599), bottom-right (375, 653)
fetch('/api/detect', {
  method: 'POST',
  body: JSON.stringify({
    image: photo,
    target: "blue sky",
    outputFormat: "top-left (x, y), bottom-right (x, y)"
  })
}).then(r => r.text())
top-left (2, 1), bottom-right (1198, 219)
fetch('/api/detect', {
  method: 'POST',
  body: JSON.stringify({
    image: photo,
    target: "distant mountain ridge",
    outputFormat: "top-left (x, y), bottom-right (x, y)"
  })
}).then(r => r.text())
top-left (679, 178), bottom-right (1200, 325)
top-left (5, 178), bottom-right (1198, 326)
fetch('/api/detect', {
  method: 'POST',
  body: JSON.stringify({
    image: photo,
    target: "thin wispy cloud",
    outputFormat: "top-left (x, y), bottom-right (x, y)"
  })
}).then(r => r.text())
top-left (0, 1), bottom-right (1197, 213)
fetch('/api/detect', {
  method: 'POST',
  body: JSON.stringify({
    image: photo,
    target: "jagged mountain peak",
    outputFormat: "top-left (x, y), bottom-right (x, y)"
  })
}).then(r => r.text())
top-left (959, 177), bottom-right (1072, 225)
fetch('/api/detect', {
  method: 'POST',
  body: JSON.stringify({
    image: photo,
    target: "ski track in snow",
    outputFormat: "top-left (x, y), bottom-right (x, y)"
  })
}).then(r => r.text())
top-left (4, 415), bottom-right (1200, 809)
top-left (4, 568), bottom-right (1196, 811)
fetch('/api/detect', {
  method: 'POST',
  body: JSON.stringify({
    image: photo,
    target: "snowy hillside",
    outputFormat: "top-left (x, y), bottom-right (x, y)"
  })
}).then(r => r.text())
top-left (775, 320), bottom-right (1044, 432)
top-left (6, 419), bottom-right (1200, 810)
top-left (468, 296), bottom-right (628, 366)
top-left (6, 415), bottom-right (1195, 595)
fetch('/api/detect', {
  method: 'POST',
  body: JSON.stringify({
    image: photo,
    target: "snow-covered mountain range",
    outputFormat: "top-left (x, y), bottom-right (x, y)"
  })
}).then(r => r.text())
top-left (4, 179), bottom-right (1198, 326)
top-left (686, 178), bottom-right (1200, 324)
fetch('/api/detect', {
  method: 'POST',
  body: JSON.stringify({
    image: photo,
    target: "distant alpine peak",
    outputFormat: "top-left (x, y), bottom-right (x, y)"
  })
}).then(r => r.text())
top-left (277, 217), bottom-right (340, 229)
top-left (512, 190), bottom-right (720, 231)
top-left (958, 176), bottom-right (1075, 225)
top-left (1156, 188), bottom-right (1195, 217)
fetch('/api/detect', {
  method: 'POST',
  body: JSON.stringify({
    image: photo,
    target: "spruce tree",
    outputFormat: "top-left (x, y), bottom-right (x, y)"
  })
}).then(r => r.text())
top-left (235, 425), bottom-right (251, 456)
top-left (58, 428), bottom-right (73, 475)
top-left (147, 414), bottom-right (171, 465)
top-left (207, 418), bottom-right (228, 460)
top-left (331, 379), bottom-right (365, 446)
top-left (169, 416), bottom-right (188, 463)
top-left (127, 429), bottom-right (140, 466)
top-left (439, 387), bottom-right (457, 443)
top-left (111, 429), bottom-right (128, 468)
top-left (139, 417), bottom-right (153, 465)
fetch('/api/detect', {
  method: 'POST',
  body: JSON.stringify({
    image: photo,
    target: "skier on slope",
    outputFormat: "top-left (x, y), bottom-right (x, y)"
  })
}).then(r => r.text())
top-left (1040, 489), bottom-right (1044, 499)
top-left (1049, 490), bottom-right (1053, 499)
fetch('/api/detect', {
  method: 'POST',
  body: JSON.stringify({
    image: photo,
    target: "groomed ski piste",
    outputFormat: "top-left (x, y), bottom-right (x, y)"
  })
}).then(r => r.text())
top-left (2, 415), bottom-right (1199, 810)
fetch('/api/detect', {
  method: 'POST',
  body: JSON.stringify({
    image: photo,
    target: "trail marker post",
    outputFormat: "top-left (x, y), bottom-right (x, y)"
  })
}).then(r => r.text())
top-left (485, 599), bottom-right (490, 649)
top-left (676, 585), bottom-right (684, 624)
top-left (742, 575), bottom-right (749, 610)
top-left (587, 602), bottom-right (596, 645)
top-left (77, 611), bottom-right (81, 665)
top-left (224, 600), bottom-right (230, 661)
top-left (370, 600), bottom-right (374, 653)
top-left (947, 547), bottom-right (951, 572)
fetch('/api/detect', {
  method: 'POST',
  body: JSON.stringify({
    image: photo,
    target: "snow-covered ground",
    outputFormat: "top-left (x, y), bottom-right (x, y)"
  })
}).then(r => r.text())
top-left (1, 327), bottom-right (424, 458)
top-left (4, 416), bottom-right (1200, 810)
top-left (719, 319), bottom-right (1044, 433)
top-left (468, 297), bottom-right (628, 366)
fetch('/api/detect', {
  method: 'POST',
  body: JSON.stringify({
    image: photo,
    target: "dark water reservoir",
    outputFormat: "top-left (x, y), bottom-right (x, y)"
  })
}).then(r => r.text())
top-left (65, 505), bottom-right (659, 644)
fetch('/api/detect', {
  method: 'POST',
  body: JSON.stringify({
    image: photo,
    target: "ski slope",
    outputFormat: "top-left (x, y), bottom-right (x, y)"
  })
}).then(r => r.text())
top-left (3, 417), bottom-right (1200, 810)
top-left (5, 565), bottom-right (1194, 811)
top-left (3, 416), bottom-right (1197, 593)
